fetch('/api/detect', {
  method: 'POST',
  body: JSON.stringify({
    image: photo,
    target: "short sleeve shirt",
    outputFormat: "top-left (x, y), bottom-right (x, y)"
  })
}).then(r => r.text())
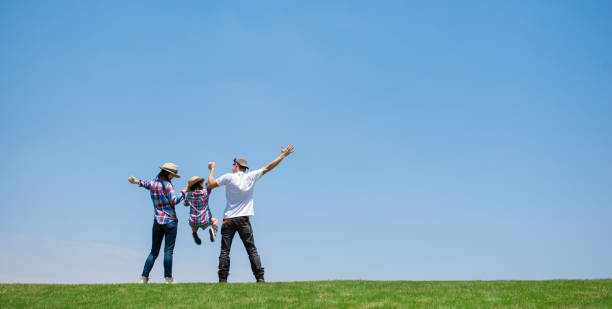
top-left (216, 169), bottom-right (263, 218)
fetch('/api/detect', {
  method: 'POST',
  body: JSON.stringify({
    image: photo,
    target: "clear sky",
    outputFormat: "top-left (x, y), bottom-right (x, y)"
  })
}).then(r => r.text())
top-left (1, 1), bottom-right (611, 283)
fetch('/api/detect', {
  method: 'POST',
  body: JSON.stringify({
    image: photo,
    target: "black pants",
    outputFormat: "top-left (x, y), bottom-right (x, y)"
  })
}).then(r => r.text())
top-left (218, 216), bottom-right (264, 279)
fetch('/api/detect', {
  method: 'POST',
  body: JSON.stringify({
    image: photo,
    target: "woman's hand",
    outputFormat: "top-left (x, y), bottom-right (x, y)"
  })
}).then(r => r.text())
top-left (208, 162), bottom-right (215, 170)
top-left (128, 176), bottom-right (138, 184)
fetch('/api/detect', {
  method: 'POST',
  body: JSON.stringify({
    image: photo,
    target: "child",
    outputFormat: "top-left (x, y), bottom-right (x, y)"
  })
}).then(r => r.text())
top-left (183, 176), bottom-right (219, 245)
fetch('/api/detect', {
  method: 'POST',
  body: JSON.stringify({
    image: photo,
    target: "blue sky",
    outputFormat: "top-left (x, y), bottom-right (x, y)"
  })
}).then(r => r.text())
top-left (1, 1), bottom-right (611, 283)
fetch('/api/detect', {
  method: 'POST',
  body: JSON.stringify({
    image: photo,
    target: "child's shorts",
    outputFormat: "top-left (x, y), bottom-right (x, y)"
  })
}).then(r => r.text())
top-left (189, 221), bottom-right (213, 230)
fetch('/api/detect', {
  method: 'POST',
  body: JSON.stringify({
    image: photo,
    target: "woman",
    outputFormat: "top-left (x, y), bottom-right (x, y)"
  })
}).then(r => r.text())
top-left (128, 162), bottom-right (184, 284)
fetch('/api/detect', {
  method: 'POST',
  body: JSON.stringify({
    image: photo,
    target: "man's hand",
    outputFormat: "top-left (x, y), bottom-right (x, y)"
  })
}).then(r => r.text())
top-left (207, 161), bottom-right (219, 189)
top-left (128, 176), bottom-right (138, 184)
top-left (281, 144), bottom-right (295, 157)
top-left (263, 144), bottom-right (295, 175)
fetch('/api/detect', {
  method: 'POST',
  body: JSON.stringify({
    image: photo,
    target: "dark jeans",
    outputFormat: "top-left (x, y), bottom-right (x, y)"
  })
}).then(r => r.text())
top-left (141, 220), bottom-right (177, 278)
top-left (218, 216), bottom-right (264, 279)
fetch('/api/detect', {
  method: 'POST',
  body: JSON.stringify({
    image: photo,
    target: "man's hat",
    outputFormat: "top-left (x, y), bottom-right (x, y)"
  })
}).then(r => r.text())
top-left (233, 158), bottom-right (248, 169)
top-left (159, 162), bottom-right (180, 178)
top-left (187, 176), bottom-right (204, 190)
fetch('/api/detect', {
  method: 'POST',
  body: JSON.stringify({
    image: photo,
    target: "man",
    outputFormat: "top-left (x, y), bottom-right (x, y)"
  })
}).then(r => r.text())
top-left (207, 144), bottom-right (295, 283)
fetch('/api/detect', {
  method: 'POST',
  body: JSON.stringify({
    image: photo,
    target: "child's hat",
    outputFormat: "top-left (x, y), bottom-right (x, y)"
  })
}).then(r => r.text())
top-left (187, 176), bottom-right (205, 189)
top-left (159, 162), bottom-right (181, 178)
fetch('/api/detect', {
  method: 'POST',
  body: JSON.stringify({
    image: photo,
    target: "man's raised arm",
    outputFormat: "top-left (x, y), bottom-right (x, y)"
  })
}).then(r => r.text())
top-left (262, 144), bottom-right (295, 176)
top-left (206, 162), bottom-right (220, 189)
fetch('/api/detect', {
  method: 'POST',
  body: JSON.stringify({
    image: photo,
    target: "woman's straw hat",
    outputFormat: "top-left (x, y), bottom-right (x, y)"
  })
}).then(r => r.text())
top-left (159, 162), bottom-right (181, 178)
top-left (187, 176), bottom-right (205, 190)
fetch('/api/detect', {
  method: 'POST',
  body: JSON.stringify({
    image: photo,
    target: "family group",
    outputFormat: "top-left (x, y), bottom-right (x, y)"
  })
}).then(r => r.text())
top-left (127, 144), bottom-right (295, 283)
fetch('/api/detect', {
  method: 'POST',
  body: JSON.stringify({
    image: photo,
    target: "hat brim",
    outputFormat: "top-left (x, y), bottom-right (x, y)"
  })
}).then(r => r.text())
top-left (188, 178), bottom-right (205, 190)
top-left (159, 166), bottom-right (181, 178)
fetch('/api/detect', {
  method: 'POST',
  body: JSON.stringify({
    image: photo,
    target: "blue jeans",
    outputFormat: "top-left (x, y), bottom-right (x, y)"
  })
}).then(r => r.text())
top-left (141, 220), bottom-right (177, 278)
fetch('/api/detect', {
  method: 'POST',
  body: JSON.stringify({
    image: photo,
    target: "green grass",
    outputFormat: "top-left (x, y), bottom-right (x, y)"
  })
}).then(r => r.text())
top-left (1, 280), bottom-right (611, 308)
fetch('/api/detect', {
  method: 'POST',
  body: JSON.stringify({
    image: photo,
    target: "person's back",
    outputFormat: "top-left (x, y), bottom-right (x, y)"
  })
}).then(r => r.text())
top-left (141, 178), bottom-right (181, 224)
top-left (206, 145), bottom-right (294, 283)
top-left (128, 163), bottom-right (183, 284)
top-left (184, 176), bottom-right (218, 245)
top-left (218, 169), bottom-right (263, 218)
top-left (185, 188), bottom-right (212, 224)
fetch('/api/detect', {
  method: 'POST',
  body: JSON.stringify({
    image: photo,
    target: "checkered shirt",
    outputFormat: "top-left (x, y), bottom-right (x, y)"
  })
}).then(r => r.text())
top-left (139, 178), bottom-right (184, 224)
top-left (184, 189), bottom-right (213, 227)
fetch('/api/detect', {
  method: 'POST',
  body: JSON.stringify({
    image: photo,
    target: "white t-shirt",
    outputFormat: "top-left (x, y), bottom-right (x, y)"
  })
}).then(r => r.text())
top-left (216, 169), bottom-right (264, 219)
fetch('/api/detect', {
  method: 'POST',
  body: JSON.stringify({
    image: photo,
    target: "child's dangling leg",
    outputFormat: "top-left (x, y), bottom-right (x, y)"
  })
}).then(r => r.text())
top-left (191, 225), bottom-right (202, 245)
top-left (209, 218), bottom-right (218, 242)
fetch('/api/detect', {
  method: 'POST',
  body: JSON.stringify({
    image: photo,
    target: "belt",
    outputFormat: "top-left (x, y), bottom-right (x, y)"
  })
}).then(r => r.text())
top-left (222, 216), bottom-right (250, 225)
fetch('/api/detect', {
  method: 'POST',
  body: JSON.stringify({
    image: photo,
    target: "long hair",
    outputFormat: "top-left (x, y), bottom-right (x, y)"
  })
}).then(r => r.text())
top-left (157, 170), bottom-right (171, 182)
top-left (156, 170), bottom-right (172, 196)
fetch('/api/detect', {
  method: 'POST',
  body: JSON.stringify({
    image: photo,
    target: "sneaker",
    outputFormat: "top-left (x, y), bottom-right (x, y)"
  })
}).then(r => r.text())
top-left (192, 232), bottom-right (202, 245)
top-left (219, 277), bottom-right (227, 283)
top-left (256, 277), bottom-right (265, 283)
top-left (165, 277), bottom-right (177, 284)
top-left (209, 227), bottom-right (217, 242)
top-left (139, 276), bottom-right (149, 284)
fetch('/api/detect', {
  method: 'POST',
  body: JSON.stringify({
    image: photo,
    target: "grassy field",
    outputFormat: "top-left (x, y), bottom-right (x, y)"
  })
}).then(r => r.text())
top-left (1, 280), bottom-right (611, 308)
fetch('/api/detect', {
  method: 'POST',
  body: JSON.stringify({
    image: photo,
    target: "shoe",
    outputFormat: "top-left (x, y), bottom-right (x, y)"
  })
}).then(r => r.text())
top-left (139, 276), bottom-right (148, 284)
top-left (209, 227), bottom-right (217, 242)
top-left (219, 277), bottom-right (227, 283)
top-left (192, 232), bottom-right (202, 245)
top-left (256, 277), bottom-right (265, 283)
top-left (165, 277), bottom-right (177, 284)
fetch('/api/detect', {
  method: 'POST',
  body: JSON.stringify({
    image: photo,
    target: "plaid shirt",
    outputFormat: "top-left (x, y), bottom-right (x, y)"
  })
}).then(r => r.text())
top-left (139, 178), bottom-right (184, 224)
top-left (184, 189), bottom-right (213, 227)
